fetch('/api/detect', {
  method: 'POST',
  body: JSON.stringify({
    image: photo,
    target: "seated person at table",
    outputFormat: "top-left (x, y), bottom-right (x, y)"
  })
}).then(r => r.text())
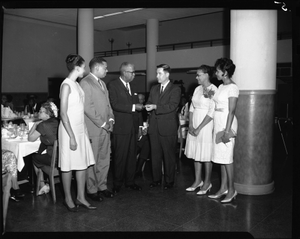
top-left (24, 94), bottom-right (41, 115)
top-left (28, 102), bottom-right (59, 195)
top-left (2, 149), bottom-right (25, 201)
top-left (2, 94), bottom-right (14, 111)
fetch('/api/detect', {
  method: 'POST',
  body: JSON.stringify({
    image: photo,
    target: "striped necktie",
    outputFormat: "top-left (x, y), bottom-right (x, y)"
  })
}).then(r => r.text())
top-left (126, 83), bottom-right (131, 95)
top-left (98, 79), bottom-right (104, 90)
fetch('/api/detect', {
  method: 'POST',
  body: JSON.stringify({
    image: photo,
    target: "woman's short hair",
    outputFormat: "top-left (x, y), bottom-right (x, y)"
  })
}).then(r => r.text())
top-left (214, 58), bottom-right (236, 78)
top-left (197, 65), bottom-right (214, 78)
top-left (65, 54), bottom-right (85, 72)
top-left (41, 102), bottom-right (56, 118)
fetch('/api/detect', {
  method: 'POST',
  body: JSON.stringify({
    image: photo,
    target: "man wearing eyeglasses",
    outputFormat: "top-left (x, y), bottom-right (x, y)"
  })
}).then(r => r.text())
top-left (145, 64), bottom-right (181, 190)
top-left (107, 62), bottom-right (144, 194)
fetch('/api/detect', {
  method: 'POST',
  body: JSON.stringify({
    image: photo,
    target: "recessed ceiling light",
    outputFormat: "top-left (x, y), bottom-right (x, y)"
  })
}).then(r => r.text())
top-left (94, 8), bottom-right (144, 20)
top-left (123, 8), bottom-right (143, 13)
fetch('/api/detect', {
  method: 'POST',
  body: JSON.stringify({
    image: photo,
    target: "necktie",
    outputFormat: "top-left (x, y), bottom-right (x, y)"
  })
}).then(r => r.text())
top-left (126, 83), bottom-right (131, 95)
top-left (160, 85), bottom-right (164, 94)
top-left (98, 80), bottom-right (104, 90)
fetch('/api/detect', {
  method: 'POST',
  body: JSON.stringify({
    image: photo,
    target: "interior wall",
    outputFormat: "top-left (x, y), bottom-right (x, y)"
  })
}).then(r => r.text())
top-left (2, 15), bottom-right (77, 93)
top-left (1, 10), bottom-right (292, 95)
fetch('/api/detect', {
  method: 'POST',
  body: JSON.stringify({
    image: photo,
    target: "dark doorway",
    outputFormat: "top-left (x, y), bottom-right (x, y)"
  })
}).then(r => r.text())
top-left (48, 77), bottom-right (64, 106)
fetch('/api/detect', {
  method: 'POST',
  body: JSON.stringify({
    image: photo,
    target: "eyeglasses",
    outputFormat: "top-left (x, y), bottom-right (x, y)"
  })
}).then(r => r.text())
top-left (196, 74), bottom-right (205, 77)
top-left (125, 71), bottom-right (135, 74)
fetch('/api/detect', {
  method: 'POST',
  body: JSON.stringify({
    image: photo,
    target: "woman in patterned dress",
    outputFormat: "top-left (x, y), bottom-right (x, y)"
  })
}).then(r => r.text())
top-left (59, 54), bottom-right (96, 211)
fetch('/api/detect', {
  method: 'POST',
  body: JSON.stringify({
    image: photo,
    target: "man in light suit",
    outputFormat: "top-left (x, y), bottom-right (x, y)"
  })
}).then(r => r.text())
top-left (80, 57), bottom-right (114, 201)
top-left (107, 62), bottom-right (144, 194)
top-left (145, 64), bottom-right (181, 190)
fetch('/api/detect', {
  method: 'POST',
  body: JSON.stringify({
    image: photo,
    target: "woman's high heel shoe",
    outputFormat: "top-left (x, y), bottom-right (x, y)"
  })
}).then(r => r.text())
top-left (38, 184), bottom-right (50, 196)
top-left (208, 190), bottom-right (228, 199)
top-left (185, 181), bottom-right (204, 192)
top-left (63, 201), bottom-right (78, 212)
top-left (76, 199), bottom-right (97, 210)
top-left (221, 190), bottom-right (237, 204)
top-left (197, 184), bottom-right (212, 195)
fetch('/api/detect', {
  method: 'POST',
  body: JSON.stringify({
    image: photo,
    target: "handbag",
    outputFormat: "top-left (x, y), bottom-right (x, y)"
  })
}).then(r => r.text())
top-left (215, 129), bottom-right (236, 144)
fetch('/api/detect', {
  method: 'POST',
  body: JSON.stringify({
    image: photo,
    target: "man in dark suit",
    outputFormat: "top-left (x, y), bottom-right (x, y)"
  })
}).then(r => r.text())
top-left (145, 64), bottom-right (181, 190)
top-left (107, 62), bottom-right (144, 194)
top-left (80, 57), bottom-right (115, 201)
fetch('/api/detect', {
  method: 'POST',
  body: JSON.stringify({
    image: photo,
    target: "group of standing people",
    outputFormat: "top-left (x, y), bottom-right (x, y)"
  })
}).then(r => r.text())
top-left (184, 58), bottom-right (239, 203)
top-left (27, 53), bottom-right (238, 212)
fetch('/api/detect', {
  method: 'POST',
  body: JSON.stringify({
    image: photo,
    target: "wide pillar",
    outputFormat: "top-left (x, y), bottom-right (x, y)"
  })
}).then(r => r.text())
top-left (77, 9), bottom-right (94, 74)
top-left (231, 10), bottom-right (277, 195)
top-left (146, 19), bottom-right (159, 91)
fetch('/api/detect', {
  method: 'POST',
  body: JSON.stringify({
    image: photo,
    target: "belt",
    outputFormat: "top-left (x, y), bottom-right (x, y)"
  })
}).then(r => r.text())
top-left (215, 108), bottom-right (225, 112)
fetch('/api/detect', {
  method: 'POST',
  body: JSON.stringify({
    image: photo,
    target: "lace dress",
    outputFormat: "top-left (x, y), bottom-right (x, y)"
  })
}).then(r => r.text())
top-left (184, 84), bottom-right (217, 162)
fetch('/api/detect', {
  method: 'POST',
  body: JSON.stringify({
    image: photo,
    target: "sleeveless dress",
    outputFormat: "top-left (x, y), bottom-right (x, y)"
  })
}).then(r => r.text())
top-left (184, 84), bottom-right (217, 162)
top-left (58, 78), bottom-right (95, 171)
top-left (212, 83), bottom-right (239, 164)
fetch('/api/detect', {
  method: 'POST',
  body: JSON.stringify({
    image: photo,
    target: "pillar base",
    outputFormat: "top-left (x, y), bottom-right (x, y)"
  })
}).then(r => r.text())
top-left (234, 181), bottom-right (275, 195)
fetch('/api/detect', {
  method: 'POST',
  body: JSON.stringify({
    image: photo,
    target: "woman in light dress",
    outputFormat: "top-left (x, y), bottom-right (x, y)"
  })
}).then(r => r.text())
top-left (184, 65), bottom-right (217, 195)
top-left (195, 58), bottom-right (239, 203)
top-left (59, 54), bottom-right (96, 211)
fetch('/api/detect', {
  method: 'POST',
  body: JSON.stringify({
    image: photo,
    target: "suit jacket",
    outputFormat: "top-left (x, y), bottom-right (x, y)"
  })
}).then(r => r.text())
top-left (80, 73), bottom-right (114, 137)
top-left (147, 81), bottom-right (181, 136)
top-left (107, 78), bottom-right (142, 135)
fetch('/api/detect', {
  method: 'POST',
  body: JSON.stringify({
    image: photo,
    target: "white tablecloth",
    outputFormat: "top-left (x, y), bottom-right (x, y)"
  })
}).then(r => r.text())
top-left (2, 137), bottom-right (40, 171)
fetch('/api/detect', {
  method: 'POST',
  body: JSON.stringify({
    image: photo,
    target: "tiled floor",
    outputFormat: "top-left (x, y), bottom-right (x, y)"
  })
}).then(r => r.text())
top-left (2, 123), bottom-right (295, 238)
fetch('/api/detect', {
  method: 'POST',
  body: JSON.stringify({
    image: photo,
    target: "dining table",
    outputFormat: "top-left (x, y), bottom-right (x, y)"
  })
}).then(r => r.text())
top-left (2, 136), bottom-right (40, 172)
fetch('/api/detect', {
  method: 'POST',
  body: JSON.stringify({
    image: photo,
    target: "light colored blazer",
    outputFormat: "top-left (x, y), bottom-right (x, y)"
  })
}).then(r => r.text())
top-left (80, 73), bottom-right (114, 137)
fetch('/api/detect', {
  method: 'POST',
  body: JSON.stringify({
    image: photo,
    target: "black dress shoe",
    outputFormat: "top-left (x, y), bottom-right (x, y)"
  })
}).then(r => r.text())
top-left (63, 201), bottom-right (78, 212)
top-left (125, 184), bottom-right (142, 191)
top-left (112, 186), bottom-right (121, 194)
top-left (9, 195), bottom-right (20, 202)
top-left (87, 193), bottom-right (103, 202)
top-left (149, 181), bottom-right (161, 188)
top-left (76, 199), bottom-right (97, 210)
top-left (98, 189), bottom-right (114, 198)
top-left (164, 182), bottom-right (174, 190)
top-left (11, 189), bottom-right (25, 199)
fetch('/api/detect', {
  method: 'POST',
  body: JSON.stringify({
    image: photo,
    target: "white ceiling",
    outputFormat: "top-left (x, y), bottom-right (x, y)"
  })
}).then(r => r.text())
top-left (3, 8), bottom-right (224, 31)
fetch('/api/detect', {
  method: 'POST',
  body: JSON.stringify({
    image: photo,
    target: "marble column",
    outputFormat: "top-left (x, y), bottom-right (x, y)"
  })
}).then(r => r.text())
top-left (231, 10), bottom-right (277, 195)
top-left (78, 9), bottom-right (94, 74)
top-left (146, 19), bottom-right (159, 91)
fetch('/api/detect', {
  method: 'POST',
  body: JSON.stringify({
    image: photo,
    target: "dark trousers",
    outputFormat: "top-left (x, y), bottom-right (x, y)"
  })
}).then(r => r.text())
top-left (112, 131), bottom-right (137, 188)
top-left (149, 132), bottom-right (177, 184)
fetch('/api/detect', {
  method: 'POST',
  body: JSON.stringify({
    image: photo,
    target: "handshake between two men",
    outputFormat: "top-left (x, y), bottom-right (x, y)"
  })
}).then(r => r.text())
top-left (135, 104), bottom-right (157, 111)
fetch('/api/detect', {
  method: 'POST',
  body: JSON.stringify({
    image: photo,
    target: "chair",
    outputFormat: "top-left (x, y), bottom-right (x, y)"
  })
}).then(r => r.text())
top-left (178, 122), bottom-right (189, 159)
top-left (35, 140), bottom-right (59, 203)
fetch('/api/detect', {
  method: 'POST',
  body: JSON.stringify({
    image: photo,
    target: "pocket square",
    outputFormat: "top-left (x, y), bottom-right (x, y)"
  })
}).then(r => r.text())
top-left (134, 93), bottom-right (138, 95)
top-left (215, 129), bottom-right (236, 144)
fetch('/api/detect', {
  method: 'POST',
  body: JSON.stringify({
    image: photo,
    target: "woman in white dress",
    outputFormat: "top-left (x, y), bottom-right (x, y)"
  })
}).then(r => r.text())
top-left (59, 54), bottom-right (96, 211)
top-left (184, 65), bottom-right (217, 195)
top-left (208, 58), bottom-right (239, 203)
top-left (195, 58), bottom-right (239, 203)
